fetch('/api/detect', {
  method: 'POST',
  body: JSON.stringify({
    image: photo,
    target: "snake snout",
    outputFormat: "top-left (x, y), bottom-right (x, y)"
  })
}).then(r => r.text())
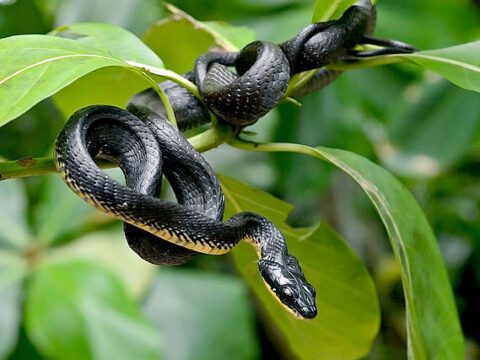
top-left (259, 257), bottom-right (317, 319)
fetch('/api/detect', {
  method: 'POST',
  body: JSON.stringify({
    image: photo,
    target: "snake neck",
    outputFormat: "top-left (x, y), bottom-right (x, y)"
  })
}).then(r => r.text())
top-left (280, 0), bottom-right (375, 74)
top-left (227, 212), bottom-right (288, 264)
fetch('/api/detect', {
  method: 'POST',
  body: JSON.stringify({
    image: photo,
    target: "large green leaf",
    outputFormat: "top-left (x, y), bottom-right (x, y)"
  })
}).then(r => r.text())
top-left (219, 174), bottom-right (380, 360)
top-left (0, 35), bottom-right (124, 127)
top-left (53, 67), bottom-right (149, 118)
top-left (143, 269), bottom-right (259, 360)
top-left (231, 140), bottom-right (464, 359)
top-left (0, 22), bottom-right (166, 127)
top-left (25, 260), bottom-right (161, 360)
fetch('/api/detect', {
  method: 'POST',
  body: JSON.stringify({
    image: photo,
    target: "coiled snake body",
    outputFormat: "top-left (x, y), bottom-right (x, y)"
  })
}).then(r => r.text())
top-left (55, 0), bottom-right (414, 319)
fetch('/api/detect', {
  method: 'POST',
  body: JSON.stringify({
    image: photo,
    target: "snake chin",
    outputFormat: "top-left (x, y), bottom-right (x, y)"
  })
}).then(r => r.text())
top-left (259, 256), bottom-right (317, 319)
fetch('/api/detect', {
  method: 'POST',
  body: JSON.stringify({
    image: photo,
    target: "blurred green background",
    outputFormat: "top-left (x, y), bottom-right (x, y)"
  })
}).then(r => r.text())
top-left (0, 0), bottom-right (479, 359)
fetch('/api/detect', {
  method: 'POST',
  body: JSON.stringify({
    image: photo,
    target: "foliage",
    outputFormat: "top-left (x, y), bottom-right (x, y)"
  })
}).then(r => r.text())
top-left (0, 0), bottom-right (478, 359)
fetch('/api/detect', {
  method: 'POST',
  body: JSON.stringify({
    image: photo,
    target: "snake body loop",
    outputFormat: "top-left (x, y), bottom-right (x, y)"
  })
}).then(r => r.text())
top-left (55, 104), bottom-right (317, 318)
top-left (55, 0), bottom-right (417, 319)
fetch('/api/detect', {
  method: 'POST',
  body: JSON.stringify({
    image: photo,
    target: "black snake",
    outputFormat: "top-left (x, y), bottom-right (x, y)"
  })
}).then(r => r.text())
top-left (54, 0), bottom-right (414, 319)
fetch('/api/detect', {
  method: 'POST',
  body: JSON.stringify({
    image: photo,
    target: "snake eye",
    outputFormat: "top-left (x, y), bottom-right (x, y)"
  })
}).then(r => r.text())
top-left (282, 286), bottom-right (295, 298)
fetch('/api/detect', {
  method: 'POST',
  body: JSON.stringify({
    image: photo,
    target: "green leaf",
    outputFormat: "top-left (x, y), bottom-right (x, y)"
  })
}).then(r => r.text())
top-left (312, 0), bottom-right (357, 22)
top-left (143, 269), bottom-right (259, 360)
top-left (0, 35), bottom-right (124, 127)
top-left (50, 22), bottom-right (163, 68)
top-left (143, 17), bottom-right (215, 74)
top-left (401, 41), bottom-right (480, 93)
top-left (312, 0), bottom-right (380, 23)
top-left (231, 141), bottom-right (464, 359)
top-left (201, 21), bottom-right (256, 50)
top-left (48, 23), bottom-right (164, 118)
top-left (219, 174), bottom-right (380, 360)
top-left (0, 22), bottom-right (167, 126)
top-left (53, 67), bottom-right (150, 119)
top-left (160, 4), bottom-right (255, 52)
top-left (25, 260), bottom-right (161, 360)
top-left (0, 252), bottom-right (26, 359)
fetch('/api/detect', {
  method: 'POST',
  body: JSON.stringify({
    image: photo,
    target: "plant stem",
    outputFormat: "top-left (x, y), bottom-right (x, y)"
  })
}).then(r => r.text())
top-left (228, 137), bottom-right (325, 159)
top-left (0, 125), bottom-right (231, 181)
top-left (126, 61), bottom-right (200, 98)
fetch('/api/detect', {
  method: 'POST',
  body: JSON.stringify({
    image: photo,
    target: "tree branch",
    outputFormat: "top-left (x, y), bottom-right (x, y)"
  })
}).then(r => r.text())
top-left (0, 124), bottom-right (232, 181)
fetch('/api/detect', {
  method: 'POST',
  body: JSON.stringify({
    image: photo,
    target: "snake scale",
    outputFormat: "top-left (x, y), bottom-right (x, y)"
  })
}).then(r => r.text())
top-left (54, 0), bottom-right (414, 319)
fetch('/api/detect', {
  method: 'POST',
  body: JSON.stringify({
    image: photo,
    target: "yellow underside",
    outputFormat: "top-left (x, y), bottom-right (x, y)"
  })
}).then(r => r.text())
top-left (59, 165), bottom-right (235, 256)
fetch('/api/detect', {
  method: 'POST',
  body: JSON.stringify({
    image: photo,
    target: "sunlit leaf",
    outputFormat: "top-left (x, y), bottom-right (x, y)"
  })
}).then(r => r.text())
top-left (143, 269), bottom-right (259, 360)
top-left (220, 174), bottom-right (380, 360)
top-left (163, 3), bottom-right (255, 52)
top-left (312, 0), bottom-right (357, 22)
top-left (53, 67), bottom-right (150, 119)
top-left (0, 35), bottom-right (123, 127)
top-left (0, 22), bottom-right (167, 126)
top-left (25, 261), bottom-right (162, 360)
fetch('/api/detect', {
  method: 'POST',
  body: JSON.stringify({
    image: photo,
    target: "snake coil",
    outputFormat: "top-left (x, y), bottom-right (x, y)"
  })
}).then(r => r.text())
top-left (54, 0), bottom-right (415, 319)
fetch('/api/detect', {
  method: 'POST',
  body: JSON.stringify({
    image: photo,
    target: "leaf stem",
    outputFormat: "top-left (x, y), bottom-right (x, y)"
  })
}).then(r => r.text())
top-left (126, 61), bottom-right (200, 98)
top-left (127, 66), bottom-right (178, 128)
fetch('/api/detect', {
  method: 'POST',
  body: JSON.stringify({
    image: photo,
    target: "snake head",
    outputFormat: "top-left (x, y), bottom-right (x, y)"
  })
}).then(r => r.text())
top-left (259, 255), bottom-right (317, 319)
